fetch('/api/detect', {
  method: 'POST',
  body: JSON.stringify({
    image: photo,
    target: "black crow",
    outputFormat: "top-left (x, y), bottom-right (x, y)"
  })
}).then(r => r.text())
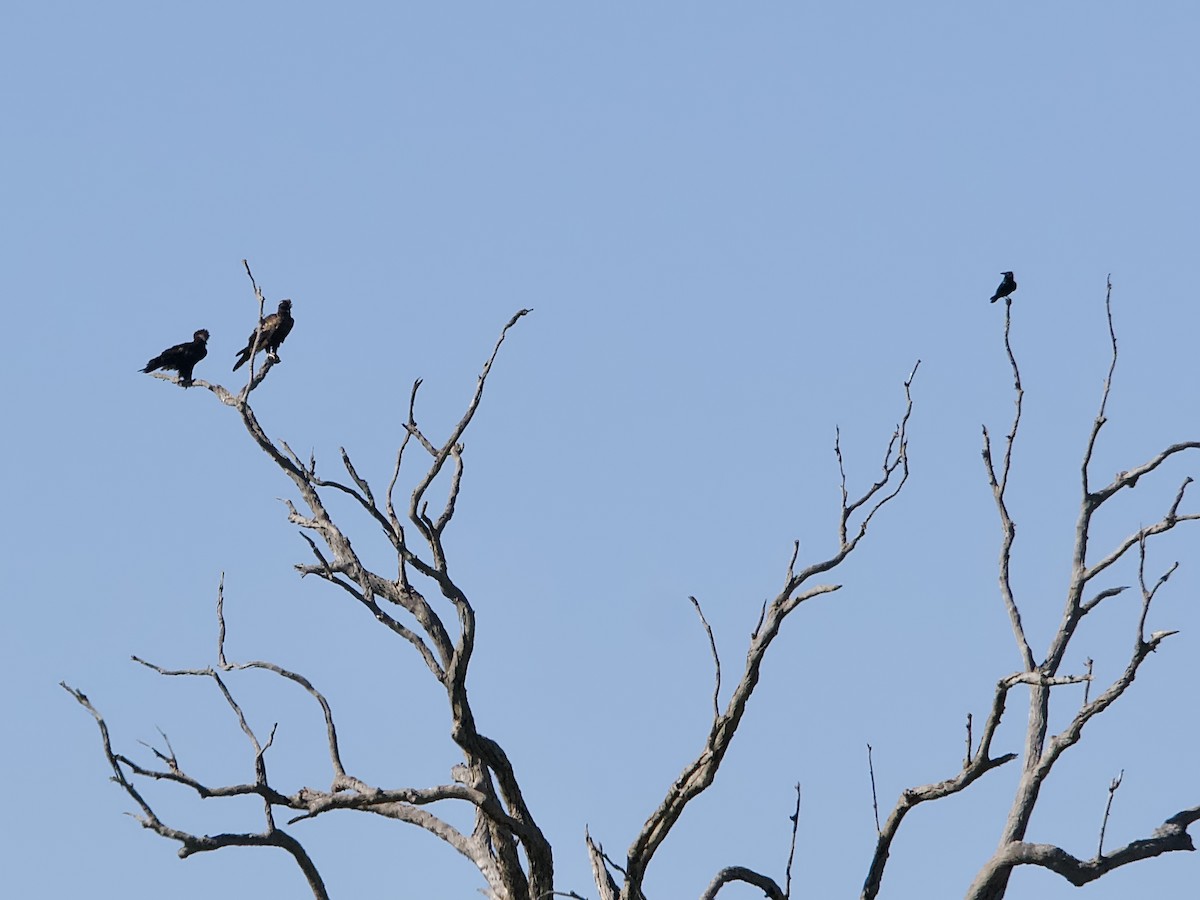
top-left (990, 271), bottom-right (1017, 303)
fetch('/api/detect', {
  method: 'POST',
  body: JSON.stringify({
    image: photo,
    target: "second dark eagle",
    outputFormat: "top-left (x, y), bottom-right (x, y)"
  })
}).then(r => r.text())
top-left (990, 271), bottom-right (1017, 303)
top-left (233, 299), bottom-right (294, 371)
top-left (142, 329), bottom-right (210, 387)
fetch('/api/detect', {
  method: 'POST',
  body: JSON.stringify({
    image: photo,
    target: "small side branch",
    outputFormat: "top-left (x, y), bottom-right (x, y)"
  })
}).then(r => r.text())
top-left (699, 867), bottom-right (786, 900)
top-left (698, 784), bottom-right (800, 900)
top-left (785, 784), bottom-right (801, 898)
top-left (980, 299), bottom-right (1034, 670)
top-left (861, 673), bottom-right (1022, 900)
top-left (971, 805), bottom-right (1199, 890)
top-left (239, 259), bottom-right (270, 400)
top-left (867, 744), bottom-right (881, 835)
top-left (214, 579), bottom-right (359, 789)
top-left (409, 310), bottom-right (531, 546)
top-left (1040, 555), bottom-right (1182, 776)
top-left (586, 828), bottom-right (620, 900)
top-left (61, 681), bottom-right (331, 899)
top-left (623, 367), bottom-right (918, 897)
top-left (689, 596), bottom-right (721, 721)
top-left (1080, 276), bottom-right (1119, 496)
top-left (1097, 770), bottom-right (1124, 858)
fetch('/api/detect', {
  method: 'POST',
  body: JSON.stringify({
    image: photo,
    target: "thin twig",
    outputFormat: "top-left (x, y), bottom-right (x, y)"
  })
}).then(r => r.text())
top-left (981, 300), bottom-right (1034, 670)
top-left (689, 596), bottom-right (721, 721)
top-left (867, 744), bottom-right (881, 835)
top-left (964, 713), bottom-right (973, 769)
top-left (239, 259), bottom-right (269, 400)
top-left (625, 368), bottom-right (917, 899)
top-left (1097, 770), bottom-right (1124, 857)
top-left (785, 783), bottom-right (802, 898)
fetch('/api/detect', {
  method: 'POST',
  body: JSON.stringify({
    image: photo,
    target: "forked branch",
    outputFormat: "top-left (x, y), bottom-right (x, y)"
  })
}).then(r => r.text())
top-left (964, 279), bottom-right (1200, 900)
top-left (612, 364), bottom-right (918, 898)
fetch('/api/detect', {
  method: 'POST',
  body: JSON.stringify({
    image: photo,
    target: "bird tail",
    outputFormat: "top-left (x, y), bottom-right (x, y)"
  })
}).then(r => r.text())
top-left (232, 350), bottom-right (249, 371)
top-left (141, 359), bottom-right (161, 373)
top-left (990, 296), bottom-right (998, 303)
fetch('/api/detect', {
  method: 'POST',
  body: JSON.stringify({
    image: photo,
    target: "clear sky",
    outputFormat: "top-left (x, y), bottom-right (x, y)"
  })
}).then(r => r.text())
top-left (4, 3), bottom-right (1199, 898)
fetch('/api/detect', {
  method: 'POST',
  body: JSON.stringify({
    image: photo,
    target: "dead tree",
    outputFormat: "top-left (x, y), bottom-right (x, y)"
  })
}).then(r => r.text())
top-left (860, 279), bottom-right (1200, 899)
top-left (67, 264), bottom-right (551, 899)
top-left (67, 258), bottom-right (917, 898)
top-left (67, 265), bottom-right (1195, 899)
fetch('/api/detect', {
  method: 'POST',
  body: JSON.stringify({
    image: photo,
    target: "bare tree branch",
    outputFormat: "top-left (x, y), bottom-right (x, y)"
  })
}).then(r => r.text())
top-left (980, 300), bottom-right (1034, 671)
top-left (619, 364), bottom-right (919, 898)
top-left (962, 278), bottom-right (1200, 900)
top-left (79, 305), bottom-right (556, 900)
top-left (699, 866), bottom-right (786, 900)
top-left (968, 805), bottom-right (1199, 890)
top-left (867, 744), bottom-right (881, 836)
top-left (586, 829), bottom-right (620, 900)
top-left (861, 670), bottom-right (1020, 900)
top-left (697, 784), bottom-right (800, 900)
top-left (61, 681), bottom-right (331, 900)
top-left (689, 595), bottom-right (721, 721)
top-left (89, 270), bottom-right (1200, 900)
top-left (1098, 770), bottom-right (1124, 858)
top-left (785, 783), bottom-right (801, 898)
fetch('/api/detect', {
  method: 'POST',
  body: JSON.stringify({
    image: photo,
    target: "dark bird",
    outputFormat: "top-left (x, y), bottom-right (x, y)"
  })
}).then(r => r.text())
top-left (141, 329), bottom-right (210, 387)
top-left (990, 271), bottom-right (1017, 303)
top-left (233, 299), bottom-right (294, 371)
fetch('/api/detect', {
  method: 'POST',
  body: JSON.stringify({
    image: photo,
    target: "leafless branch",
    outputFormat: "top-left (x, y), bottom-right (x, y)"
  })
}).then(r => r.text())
top-left (980, 300), bottom-right (1034, 671)
top-left (862, 671), bottom-right (1022, 900)
top-left (61, 681), bottom-right (331, 899)
top-left (214, 580), bottom-right (357, 788)
top-left (1080, 276), bottom-right (1119, 495)
top-left (688, 596), bottom-right (721, 721)
top-left (586, 829), bottom-right (620, 900)
top-left (81, 307), bottom-right (557, 900)
top-left (621, 366), bottom-right (917, 897)
top-left (699, 867), bottom-right (786, 900)
top-left (409, 309), bottom-right (531, 549)
top-left (867, 744), bottom-right (881, 835)
top-left (968, 805), bottom-right (1199, 891)
top-left (1080, 586), bottom-right (1128, 616)
top-left (698, 784), bottom-right (800, 900)
top-left (1098, 770), bottom-right (1124, 858)
top-left (964, 713), bottom-right (973, 768)
top-left (785, 783), bottom-right (801, 898)
top-left (963, 277), bottom-right (1200, 900)
top-left (239, 259), bottom-right (270, 400)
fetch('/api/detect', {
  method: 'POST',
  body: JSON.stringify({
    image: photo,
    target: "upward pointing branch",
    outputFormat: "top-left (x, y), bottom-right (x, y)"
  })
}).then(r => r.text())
top-left (981, 300), bottom-right (1034, 670)
top-left (617, 364), bottom-right (918, 898)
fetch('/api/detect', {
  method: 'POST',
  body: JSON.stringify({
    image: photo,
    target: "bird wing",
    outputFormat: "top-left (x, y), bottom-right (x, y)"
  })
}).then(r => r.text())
top-left (258, 311), bottom-right (282, 345)
top-left (237, 312), bottom-right (279, 354)
top-left (154, 340), bottom-right (190, 367)
top-left (273, 312), bottom-right (294, 346)
top-left (145, 337), bottom-right (204, 372)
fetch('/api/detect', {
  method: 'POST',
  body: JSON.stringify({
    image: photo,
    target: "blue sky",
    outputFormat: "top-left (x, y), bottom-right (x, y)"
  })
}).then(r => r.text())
top-left (4, 3), bottom-right (1199, 897)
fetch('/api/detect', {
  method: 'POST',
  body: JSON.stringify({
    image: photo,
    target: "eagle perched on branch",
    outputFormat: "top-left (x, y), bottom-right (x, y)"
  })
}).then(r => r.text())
top-left (233, 299), bottom-right (294, 371)
top-left (141, 329), bottom-right (210, 387)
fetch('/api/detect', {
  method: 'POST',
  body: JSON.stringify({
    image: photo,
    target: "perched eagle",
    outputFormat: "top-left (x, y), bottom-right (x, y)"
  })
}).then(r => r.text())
top-left (142, 329), bottom-right (210, 386)
top-left (990, 271), bottom-right (1017, 303)
top-left (233, 299), bottom-right (294, 371)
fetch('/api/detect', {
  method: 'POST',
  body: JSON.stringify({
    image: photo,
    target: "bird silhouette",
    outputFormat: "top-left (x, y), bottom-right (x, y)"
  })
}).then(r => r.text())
top-left (233, 299), bottom-right (294, 371)
top-left (990, 272), bottom-right (1017, 303)
top-left (142, 329), bottom-right (210, 387)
